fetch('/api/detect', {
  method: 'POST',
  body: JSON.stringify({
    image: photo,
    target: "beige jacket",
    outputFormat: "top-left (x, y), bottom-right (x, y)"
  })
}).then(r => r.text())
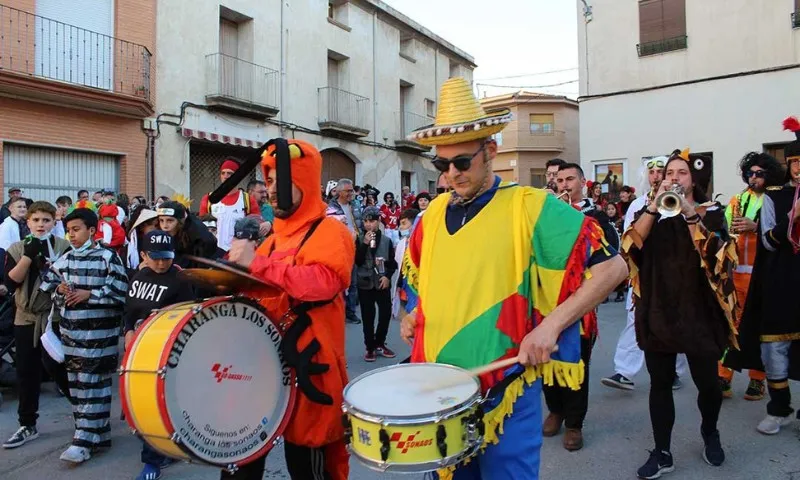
top-left (7, 237), bottom-right (71, 341)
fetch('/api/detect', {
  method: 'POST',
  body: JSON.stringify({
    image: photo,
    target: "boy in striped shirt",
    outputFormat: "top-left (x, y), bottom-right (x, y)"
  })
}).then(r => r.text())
top-left (40, 208), bottom-right (128, 464)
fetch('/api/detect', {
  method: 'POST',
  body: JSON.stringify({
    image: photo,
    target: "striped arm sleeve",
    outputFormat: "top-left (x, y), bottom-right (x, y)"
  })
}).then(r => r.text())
top-left (87, 252), bottom-right (128, 306)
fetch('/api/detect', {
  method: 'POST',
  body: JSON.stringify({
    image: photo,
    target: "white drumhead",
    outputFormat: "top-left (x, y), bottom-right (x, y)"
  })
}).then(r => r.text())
top-left (163, 299), bottom-right (292, 465)
top-left (344, 364), bottom-right (478, 418)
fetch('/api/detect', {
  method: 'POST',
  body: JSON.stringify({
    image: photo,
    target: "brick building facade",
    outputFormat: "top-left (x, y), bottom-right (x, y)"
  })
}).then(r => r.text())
top-left (0, 0), bottom-right (156, 203)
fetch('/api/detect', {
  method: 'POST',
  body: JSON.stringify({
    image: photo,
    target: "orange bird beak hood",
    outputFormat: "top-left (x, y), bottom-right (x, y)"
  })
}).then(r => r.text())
top-left (261, 139), bottom-right (328, 236)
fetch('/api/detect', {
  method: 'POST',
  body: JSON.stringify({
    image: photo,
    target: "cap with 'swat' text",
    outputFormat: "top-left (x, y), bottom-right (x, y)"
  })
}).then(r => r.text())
top-left (143, 230), bottom-right (175, 260)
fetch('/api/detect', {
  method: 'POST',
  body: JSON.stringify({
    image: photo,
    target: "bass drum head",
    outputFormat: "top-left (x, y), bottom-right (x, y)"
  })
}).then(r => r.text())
top-left (344, 363), bottom-right (479, 418)
top-left (162, 297), bottom-right (293, 467)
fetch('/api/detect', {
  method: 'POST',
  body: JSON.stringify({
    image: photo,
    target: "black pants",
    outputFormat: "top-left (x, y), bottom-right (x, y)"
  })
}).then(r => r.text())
top-left (220, 441), bottom-right (335, 479)
top-left (14, 323), bottom-right (71, 427)
top-left (358, 287), bottom-right (392, 352)
top-left (543, 335), bottom-right (594, 429)
top-left (645, 351), bottom-right (722, 452)
top-left (141, 440), bottom-right (166, 465)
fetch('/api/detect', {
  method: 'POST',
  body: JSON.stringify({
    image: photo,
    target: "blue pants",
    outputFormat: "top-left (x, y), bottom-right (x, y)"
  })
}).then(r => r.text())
top-left (439, 378), bottom-right (543, 480)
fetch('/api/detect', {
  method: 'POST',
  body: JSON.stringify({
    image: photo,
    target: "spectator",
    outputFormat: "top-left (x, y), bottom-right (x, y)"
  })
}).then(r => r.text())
top-left (198, 159), bottom-right (260, 253)
top-left (77, 190), bottom-right (90, 202)
top-left (246, 179), bottom-right (273, 237)
top-left (0, 187), bottom-right (24, 224)
top-left (412, 192), bottom-right (432, 212)
top-left (0, 198), bottom-right (30, 251)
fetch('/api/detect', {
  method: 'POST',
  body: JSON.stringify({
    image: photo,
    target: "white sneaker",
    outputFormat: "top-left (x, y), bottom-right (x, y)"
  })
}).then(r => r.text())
top-left (756, 415), bottom-right (793, 435)
top-left (60, 445), bottom-right (91, 463)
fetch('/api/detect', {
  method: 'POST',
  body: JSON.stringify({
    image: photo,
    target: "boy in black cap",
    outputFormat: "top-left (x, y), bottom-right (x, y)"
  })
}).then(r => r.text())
top-left (39, 208), bottom-right (128, 464)
top-left (124, 230), bottom-right (194, 480)
top-left (355, 206), bottom-right (398, 362)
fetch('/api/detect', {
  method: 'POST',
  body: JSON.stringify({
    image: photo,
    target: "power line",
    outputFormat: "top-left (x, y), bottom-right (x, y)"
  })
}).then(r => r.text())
top-left (476, 79), bottom-right (579, 89)
top-left (476, 67), bottom-right (579, 81)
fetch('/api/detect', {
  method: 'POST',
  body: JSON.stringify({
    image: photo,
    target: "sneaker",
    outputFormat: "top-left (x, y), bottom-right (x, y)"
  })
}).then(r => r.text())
top-left (3, 426), bottom-right (39, 449)
top-left (346, 314), bottom-right (361, 324)
top-left (702, 430), bottom-right (725, 466)
top-left (756, 414), bottom-right (793, 435)
top-left (743, 379), bottom-right (765, 401)
top-left (364, 350), bottom-right (376, 362)
top-left (601, 373), bottom-right (634, 391)
top-left (136, 463), bottom-right (162, 480)
top-left (377, 344), bottom-right (396, 358)
top-left (60, 445), bottom-right (91, 463)
top-left (157, 457), bottom-right (177, 469)
top-left (719, 378), bottom-right (732, 399)
top-left (672, 377), bottom-right (683, 391)
top-left (637, 450), bottom-right (674, 479)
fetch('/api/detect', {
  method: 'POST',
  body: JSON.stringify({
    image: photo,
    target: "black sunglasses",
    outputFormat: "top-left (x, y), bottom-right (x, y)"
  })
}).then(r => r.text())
top-left (432, 142), bottom-right (486, 173)
top-left (746, 170), bottom-right (766, 179)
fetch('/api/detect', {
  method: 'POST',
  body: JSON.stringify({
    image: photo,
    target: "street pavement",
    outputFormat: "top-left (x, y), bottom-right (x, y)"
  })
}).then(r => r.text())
top-left (1, 301), bottom-right (799, 479)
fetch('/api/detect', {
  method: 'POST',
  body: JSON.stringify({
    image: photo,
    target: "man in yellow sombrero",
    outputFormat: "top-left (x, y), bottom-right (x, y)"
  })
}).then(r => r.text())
top-left (400, 77), bottom-right (627, 479)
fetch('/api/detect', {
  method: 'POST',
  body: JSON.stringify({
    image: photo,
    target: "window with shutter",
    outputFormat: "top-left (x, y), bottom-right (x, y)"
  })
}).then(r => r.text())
top-left (793, 0), bottom-right (800, 28)
top-left (529, 114), bottom-right (554, 134)
top-left (638, 0), bottom-right (687, 57)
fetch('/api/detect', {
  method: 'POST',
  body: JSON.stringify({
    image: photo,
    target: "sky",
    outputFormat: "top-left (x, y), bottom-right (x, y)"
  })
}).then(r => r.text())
top-left (383, 0), bottom-right (580, 99)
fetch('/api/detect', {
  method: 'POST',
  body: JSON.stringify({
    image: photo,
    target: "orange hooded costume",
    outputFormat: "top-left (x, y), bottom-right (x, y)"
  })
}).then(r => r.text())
top-left (244, 139), bottom-right (353, 478)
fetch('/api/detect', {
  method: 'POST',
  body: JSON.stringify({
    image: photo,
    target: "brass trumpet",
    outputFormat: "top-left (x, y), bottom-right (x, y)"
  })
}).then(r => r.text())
top-left (655, 183), bottom-right (685, 218)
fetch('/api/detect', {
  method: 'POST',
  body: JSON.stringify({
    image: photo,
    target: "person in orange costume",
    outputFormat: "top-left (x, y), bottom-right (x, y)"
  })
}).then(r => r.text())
top-left (226, 139), bottom-right (354, 480)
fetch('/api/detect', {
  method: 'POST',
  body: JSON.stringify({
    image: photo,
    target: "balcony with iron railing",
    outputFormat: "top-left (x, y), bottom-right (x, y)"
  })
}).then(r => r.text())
top-left (205, 53), bottom-right (279, 118)
top-left (394, 110), bottom-right (432, 152)
top-left (637, 35), bottom-right (688, 57)
top-left (0, 4), bottom-right (153, 116)
top-left (318, 86), bottom-right (370, 137)
top-left (499, 128), bottom-right (566, 152)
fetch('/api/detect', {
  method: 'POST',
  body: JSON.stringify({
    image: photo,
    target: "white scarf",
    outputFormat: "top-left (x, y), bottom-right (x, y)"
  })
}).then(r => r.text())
top-left (127, 231), bottom-right (139, 270)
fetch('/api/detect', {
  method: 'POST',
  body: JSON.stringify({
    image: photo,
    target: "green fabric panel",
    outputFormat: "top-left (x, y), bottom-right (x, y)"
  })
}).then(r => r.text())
top-left (436, 302), bottom-right (513, 369)
top-left (532, 195), bottom-right (584, 270)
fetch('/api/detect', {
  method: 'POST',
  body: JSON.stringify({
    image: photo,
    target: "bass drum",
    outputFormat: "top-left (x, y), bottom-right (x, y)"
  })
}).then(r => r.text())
top-left (120, 296), bottom-right (295, 471)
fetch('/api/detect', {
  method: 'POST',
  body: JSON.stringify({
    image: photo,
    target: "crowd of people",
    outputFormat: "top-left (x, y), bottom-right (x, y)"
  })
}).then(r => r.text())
top-left (0, 75), bottom-right (797, 480)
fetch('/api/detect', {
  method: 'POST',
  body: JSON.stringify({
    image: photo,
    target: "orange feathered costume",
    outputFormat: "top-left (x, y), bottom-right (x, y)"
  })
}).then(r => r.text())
top-left (245, 139), bottom-right (354, 479)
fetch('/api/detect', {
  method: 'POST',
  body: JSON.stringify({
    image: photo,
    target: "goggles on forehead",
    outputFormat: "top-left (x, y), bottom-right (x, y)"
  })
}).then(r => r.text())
top-left (646, 159), bottom-right (665, 169)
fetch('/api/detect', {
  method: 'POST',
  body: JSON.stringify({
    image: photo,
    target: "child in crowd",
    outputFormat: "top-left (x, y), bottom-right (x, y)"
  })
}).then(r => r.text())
top-left (356, 207), bottom-right (398, 362)
top-left (2, 201), bottom-right (72, 450)
top-left (40, 208), bottom-right (128, 464)
top-left (124, 230), bottom-right (194, 480)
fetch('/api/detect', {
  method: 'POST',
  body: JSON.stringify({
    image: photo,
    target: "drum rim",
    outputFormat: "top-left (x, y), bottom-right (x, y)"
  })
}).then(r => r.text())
top-left (123, 295), bottom-right (297, 467)
top-left (342, 363), bottom-right (481, 423)
top-left (347, 436), bottom-right (483, 473)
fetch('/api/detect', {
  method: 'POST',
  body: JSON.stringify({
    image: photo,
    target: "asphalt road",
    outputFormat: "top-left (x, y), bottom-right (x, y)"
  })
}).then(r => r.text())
top-left (1, 302), bottom-right (799, 479)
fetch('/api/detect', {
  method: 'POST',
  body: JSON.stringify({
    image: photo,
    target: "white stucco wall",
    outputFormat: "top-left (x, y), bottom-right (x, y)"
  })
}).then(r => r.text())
top-left (577, 0), bottom-right (800, 96)
top-left (154, 0), bottom-right (474, 200)
top-left (579, 68), bottom-right (800, 200)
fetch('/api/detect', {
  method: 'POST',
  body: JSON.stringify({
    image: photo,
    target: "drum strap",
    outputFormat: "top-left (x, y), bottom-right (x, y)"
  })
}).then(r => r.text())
top-left (277, 217), bottom-right (338, 406)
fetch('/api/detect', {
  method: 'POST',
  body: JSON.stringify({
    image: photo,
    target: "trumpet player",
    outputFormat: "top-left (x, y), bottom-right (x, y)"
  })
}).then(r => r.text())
top-left (541, 163), bottom-right (621, 451)
top-left (602, 156), bottom-right (688, 392)
top-left (622, 150), bottom-right (737, 478)
top-left (718, 152), bottom-right (782, 401)
top-left (725, 117), bottom-right (800, 437)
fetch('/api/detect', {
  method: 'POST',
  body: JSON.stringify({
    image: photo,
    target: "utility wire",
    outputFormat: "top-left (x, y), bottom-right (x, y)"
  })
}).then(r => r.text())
top-left (476, 79), bottom-right (579, 89)
top-left (475, 67), bottom-right (579, 81)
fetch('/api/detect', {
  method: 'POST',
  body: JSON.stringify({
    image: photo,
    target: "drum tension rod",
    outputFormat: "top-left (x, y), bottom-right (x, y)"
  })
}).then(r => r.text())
top-left (379, 428), bottom-right (390, 462)
top-left (436, 425), bottom-right (447, 458)
top-left (341, 415), bottom-right (352, 445)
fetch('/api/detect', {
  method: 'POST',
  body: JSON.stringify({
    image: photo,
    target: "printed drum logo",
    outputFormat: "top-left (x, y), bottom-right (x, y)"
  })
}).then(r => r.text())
top-left (210, 363), bottom-right (254, 383)
top-left (389, 431), bottom-right (433, 454)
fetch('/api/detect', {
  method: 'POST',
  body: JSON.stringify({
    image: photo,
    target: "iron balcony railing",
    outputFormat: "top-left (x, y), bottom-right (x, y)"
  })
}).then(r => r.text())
top-left (318, 86), bottom-right (370, 132)
top-left (637, 35), bottom-right (688, 57)
top-left (0, 4), bottom-right (152, 100)
top-left (793, 12), bottom-right (800, 29)
top-left (205, 53), bottom-right (279, 110)
top-left (399, 110), bottom-right (431, 138)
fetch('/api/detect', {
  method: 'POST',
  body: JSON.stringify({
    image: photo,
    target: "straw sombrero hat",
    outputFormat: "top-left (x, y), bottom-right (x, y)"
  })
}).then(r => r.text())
top-left (408, 77), bottom-right (513, 146)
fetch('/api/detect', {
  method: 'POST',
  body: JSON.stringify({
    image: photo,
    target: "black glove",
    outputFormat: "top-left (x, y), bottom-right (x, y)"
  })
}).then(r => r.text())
top-left (23, 237), bottom-right (44, 259)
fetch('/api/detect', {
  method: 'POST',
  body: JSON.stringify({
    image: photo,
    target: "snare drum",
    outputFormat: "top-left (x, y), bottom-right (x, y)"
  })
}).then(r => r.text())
top-left (120, 297), bottom-right (295, 471)
top-left (342, 363), bottom-right (484, 473)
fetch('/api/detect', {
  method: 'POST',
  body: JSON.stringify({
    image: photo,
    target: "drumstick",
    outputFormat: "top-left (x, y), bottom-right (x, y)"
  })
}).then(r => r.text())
top-left (417, 346), bottom-right (559, 393)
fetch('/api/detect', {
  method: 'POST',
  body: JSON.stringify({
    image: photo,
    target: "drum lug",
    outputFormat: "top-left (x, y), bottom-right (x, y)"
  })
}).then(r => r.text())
top-left (171, 432), bottom-right (181, 444)
top-left (379, 428), bottom-right (390, 462)
top-left (225, 464), bottom-right (238, 475)
top-left (436, 424), bottom-right (447, 458)
top-left (341, 415), bottom-right (352, 445)
top-left (130, 428), bottom-right (137, 435)
top-left (157, 368), bottom-right (166, 378)
top-left (191, 306), bottom-right (202, 314)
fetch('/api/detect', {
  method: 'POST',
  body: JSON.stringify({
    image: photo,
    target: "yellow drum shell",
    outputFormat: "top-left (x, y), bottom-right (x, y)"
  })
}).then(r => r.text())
top-left (120, 303), bottom-right (194, 460)
top-left (346, 404), bottom-right (479, 470)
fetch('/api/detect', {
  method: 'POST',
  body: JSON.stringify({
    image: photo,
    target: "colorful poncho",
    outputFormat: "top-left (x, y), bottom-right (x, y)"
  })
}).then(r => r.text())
top-left (402, 182), bottom-right (608, 449)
